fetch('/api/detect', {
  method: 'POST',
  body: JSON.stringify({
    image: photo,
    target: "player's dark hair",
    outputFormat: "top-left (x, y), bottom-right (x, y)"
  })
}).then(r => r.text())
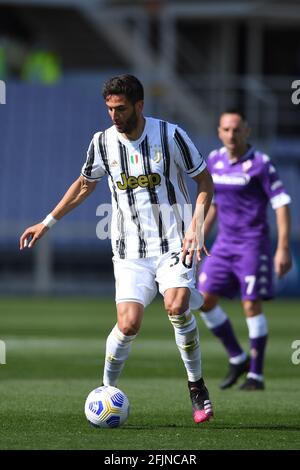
top-left (102, 74), bottom-right (144, 104)
top-left (221, 109), bottom-right (247, 121)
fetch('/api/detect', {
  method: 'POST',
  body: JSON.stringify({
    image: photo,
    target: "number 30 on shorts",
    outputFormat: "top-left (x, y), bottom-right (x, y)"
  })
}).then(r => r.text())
top-left (169, 251), bottom-right (193, 268)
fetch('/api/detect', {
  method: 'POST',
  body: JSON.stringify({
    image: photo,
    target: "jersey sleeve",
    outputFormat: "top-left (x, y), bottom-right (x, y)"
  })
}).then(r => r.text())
top-left (81, 133), bottom-right (106, 182)
top-left (173, 126), bottom-right (206, 178)
top-left (260, 155), bottom-right (291, 209)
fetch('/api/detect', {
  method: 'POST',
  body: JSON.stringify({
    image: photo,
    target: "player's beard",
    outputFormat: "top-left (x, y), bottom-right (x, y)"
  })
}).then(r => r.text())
top-left (117, 109), bottom-right (138, 135)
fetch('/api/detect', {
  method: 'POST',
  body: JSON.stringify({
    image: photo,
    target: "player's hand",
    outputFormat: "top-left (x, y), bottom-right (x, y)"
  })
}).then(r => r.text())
top-left (197, 243), bottom-right (210, 262)
top-left (274, 247), bottom-right (292, 277)
top-left (181, 225), bottom-right (210, 266)
top-left (19, 223), bottom-right (49, 250)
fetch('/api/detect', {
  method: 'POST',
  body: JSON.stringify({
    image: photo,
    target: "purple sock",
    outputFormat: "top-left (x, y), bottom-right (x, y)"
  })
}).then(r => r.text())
top-left (249, 335), bottom-right (268, 376)
top-left (211, 319), bottom-right (244, 359)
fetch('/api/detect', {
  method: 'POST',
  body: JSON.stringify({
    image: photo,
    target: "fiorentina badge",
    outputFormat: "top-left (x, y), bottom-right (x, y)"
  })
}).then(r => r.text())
top-left (242, 160), bottom-right (252, 172)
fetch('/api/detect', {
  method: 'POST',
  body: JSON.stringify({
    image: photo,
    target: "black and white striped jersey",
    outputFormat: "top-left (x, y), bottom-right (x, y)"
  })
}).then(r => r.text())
top-left (81, 117), bottom-right (206, 259)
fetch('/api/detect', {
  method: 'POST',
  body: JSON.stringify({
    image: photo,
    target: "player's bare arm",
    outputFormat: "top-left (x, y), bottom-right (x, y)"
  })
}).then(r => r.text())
top-left (274, 204), bottom-right (292, 277)
top-left (203, 203), bottom-right (217, 238)
top-left (20, 176), bottom-right (97, 250)
top-left (181, 168), bottom-right (214, 265)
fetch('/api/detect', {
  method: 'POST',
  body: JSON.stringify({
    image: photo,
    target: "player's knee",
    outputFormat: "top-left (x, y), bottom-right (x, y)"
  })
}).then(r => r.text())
top-left (200, 293), bottom-right (218, 312)
top-left (117, 303), bottom-right (143, 336)
top-left (166, 305), bottom-right (183, 316)
top-left (118, 321), bottom-right (139, 336)
top-left (164, 289), bottom-right (190, 315)
top-left (243, 300), bottom-right (262, 317)
top-left (117, 312), bottom-right (141, 336)
top-left (164, 299), bottom-right (189, 316)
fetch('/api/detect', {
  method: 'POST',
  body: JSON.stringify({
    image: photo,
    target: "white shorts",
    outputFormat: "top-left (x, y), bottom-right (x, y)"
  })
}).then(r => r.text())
top-left (113, 250), bottom-right (203, 309)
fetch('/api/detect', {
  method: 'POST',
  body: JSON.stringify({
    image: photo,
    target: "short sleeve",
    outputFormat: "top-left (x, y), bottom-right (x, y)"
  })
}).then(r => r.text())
top-left (260, 155), bottom-right (291, 209)
top-left (81, 133), bottom-right (106, 182)
top-left (173, 126), bottom-right (206, 178)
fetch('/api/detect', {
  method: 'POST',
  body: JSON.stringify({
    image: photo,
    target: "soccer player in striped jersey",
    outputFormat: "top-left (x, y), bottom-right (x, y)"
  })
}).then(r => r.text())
top-left (197, 110), bottom-right (292, 390)
top-left (20, 74), bottom-right (214, 424)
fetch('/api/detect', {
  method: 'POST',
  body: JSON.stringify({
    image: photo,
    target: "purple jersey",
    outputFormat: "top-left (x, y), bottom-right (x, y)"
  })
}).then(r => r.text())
top-left (198, 146), bottom-right (291, 300)
top-left (207, 146), bottom-right (291, 241)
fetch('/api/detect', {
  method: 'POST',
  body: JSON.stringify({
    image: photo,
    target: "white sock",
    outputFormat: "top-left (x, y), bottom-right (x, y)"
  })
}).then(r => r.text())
top-left (246, 313), bottom-right (268, 339)
top-left (246, 313), bottom-right (268, 381)
top-left (247, 372), bottom-right (264, 382)
top-left (102, 324), bottom-right (137, 386)
top-left (229, 351), bottom-right (248, 365)
top-left (200, 305), bottom-right (228, 329)
top-left (169, 309), bottom-right (202, 382)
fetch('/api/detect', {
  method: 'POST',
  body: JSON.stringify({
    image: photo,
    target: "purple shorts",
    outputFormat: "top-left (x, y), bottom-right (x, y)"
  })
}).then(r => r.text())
top-left (197, 237), bottom-right (274, 300)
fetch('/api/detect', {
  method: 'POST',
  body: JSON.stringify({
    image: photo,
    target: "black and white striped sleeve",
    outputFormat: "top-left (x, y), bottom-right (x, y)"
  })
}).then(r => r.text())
top-left (173, 126), bottom-right (206, 177)
top-left (81, 133), bottom-right (106, 182)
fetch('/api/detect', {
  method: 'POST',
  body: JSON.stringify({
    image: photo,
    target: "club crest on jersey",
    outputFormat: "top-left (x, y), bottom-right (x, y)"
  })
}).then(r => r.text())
top-left (110, 159), bottom-right (119, 167)
top-left (153, 146), bottom-right (163, 163)
top-left (117, 172), bottom-right (161, 190)
top-left (214, 160), bottom-right (224, 169)
top-left (242, 160), bottom-right (252, 172)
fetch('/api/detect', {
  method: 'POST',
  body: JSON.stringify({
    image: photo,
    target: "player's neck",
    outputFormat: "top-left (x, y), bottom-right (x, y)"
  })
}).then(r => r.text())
top-left (227, 144), bottom-right (249, 161)
top-left (122, 116), bottom-right (146, 141)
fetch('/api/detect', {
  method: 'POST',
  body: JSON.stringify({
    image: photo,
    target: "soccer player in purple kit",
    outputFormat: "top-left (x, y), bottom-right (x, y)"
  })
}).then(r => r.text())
top-left (197, 110), bottom-right (292, 390)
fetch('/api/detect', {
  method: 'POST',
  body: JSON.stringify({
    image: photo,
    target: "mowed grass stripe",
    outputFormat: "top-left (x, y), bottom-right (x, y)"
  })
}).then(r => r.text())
top-left (0, 298), bottom-right (300, 449)
top-left (0, 378), bottom-right (300, 450)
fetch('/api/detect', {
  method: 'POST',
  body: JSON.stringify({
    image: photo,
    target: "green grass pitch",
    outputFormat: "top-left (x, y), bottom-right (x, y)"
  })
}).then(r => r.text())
top-left (0, 297), bottom-right (300, 450)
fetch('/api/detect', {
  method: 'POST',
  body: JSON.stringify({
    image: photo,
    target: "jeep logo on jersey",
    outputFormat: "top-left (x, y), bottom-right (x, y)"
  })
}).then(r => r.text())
top-left (117, 172), bottom-right (161, 190)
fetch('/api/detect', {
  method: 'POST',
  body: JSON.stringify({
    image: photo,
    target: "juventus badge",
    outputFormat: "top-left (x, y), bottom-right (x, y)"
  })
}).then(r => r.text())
top-left (153, 146), bottom-right (163, 163)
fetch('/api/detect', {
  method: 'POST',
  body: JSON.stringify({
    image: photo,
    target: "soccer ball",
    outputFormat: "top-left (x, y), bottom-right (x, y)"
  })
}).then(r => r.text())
top-left (84, 385), bottom-right (130, 428)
